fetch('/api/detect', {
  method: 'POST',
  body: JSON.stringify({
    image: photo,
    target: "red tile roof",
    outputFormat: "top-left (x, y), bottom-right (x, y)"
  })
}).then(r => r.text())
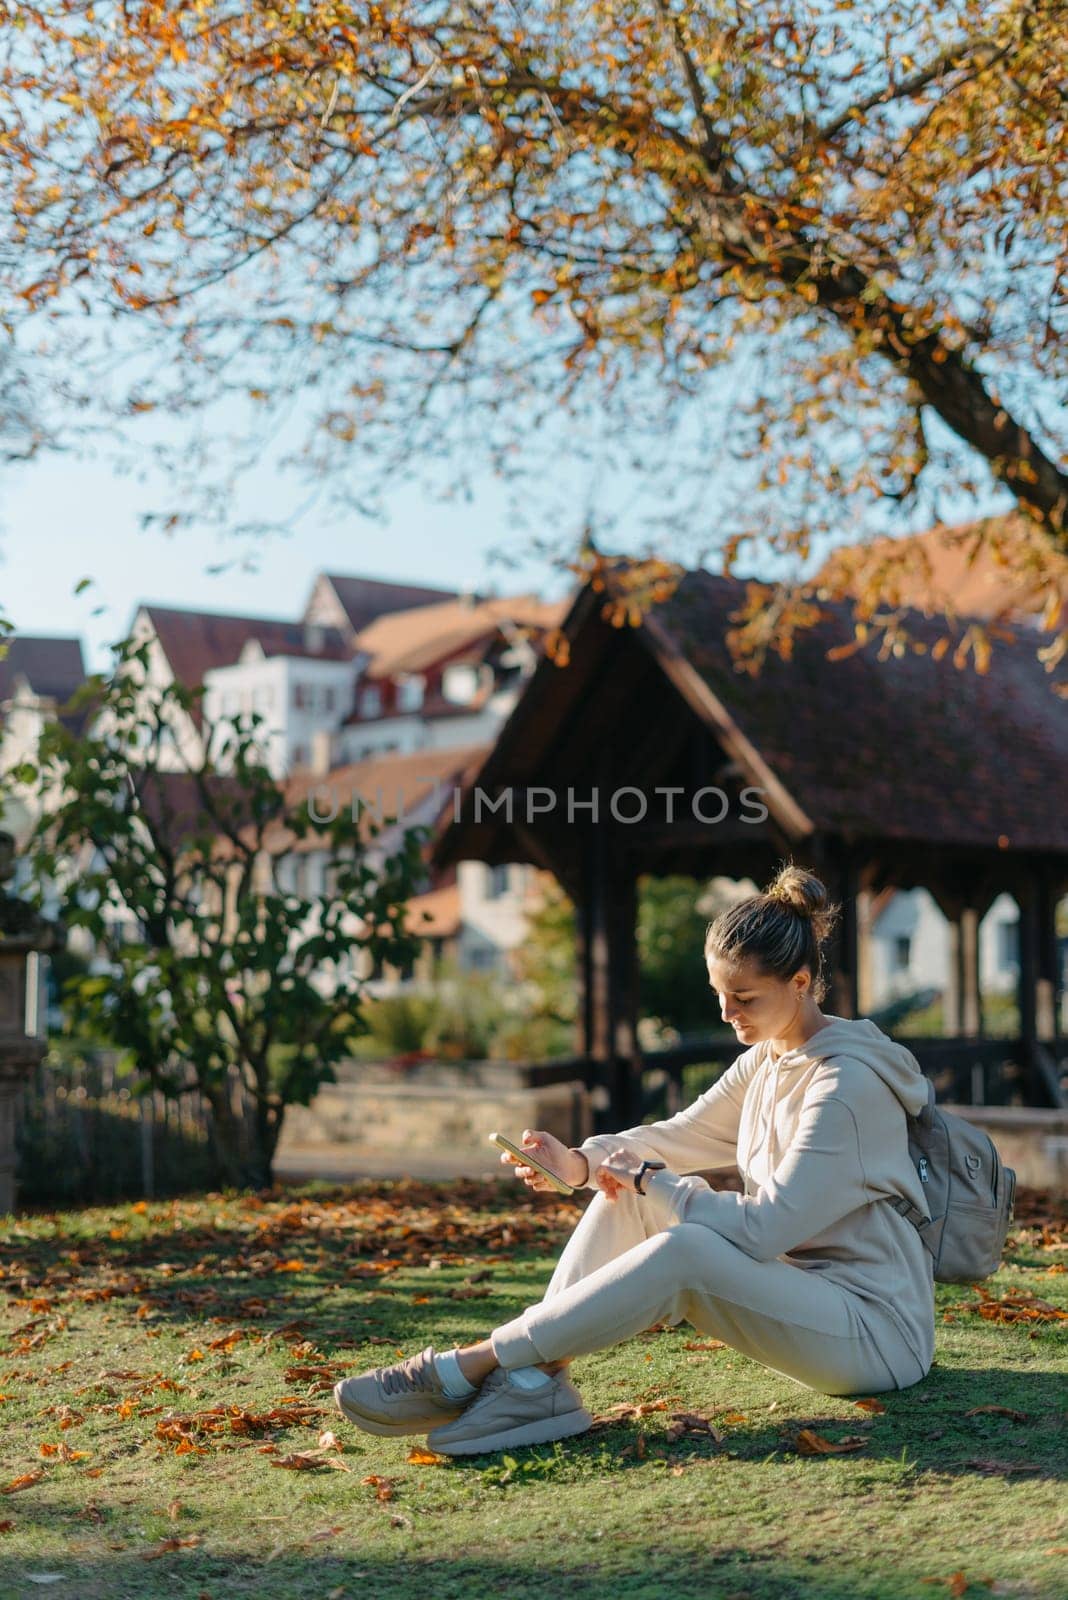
top-left (0, 636), bottom-right (85, 705)
top-left (277, 742), bottom-right (492, 853)
top-left (353, 594), bottom-right (567, 680)
top-left (141, 604), bottom-right (351, 689)
top-left (403, 881), bottom-right (462, 939)
top-left (322, 574), bottom-right (459, 634)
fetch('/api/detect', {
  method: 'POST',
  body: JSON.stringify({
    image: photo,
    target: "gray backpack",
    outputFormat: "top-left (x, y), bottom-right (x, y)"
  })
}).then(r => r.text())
top-left (889, 1077), bottom-right (1016, 1282)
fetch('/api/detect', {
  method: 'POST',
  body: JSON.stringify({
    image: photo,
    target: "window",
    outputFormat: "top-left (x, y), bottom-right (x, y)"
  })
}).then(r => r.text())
top-left (486, 864), bottom-right (510, 899)
top-left (893, 935), bottom-right (911, 972)
top-left (361, 685), bottom-right (381, 718)
top-left (398, 675), bottom-right (424, 712)
top-left (997, 919), bottom-right (1020, 971)
top-left (323, 686), bottom-right (335, 712)
top-left (293, 857), bottom-right (308, 897)
top-left (293, 683), bottom-right (308, 710)
top-left (291, 744), bottom-right (308, 769)
top-left (466, 946), bottom-right (497, 971)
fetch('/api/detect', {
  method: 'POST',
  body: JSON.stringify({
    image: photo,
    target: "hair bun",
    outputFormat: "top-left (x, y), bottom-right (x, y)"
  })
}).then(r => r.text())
top-left (766, 864), bottom-right (827, 921)
top-left (764, 863), bottom-right (839, 948)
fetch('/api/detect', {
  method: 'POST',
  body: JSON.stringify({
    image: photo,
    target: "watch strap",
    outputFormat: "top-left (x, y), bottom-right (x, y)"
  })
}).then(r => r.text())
top-left (635, 1159), bottom-right (667, 1195)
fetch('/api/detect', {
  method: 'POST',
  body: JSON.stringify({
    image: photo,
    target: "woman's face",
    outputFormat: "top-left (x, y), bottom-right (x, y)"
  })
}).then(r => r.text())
top-left (706, 953), bottom-right (810, 1044)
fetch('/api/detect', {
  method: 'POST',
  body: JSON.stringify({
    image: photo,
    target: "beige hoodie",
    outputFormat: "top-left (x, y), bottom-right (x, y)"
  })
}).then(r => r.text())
top-left (577, 1016), bottom-right (936, 1378)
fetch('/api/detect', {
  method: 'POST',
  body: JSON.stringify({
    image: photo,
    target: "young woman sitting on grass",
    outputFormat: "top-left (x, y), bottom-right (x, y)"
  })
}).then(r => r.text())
top-left (334, 864), bottom-right (935, 1456)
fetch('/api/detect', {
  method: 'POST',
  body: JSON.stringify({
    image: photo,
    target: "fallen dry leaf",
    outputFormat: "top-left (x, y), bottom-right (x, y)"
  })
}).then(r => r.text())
top-left (682, 1339), bottom-right (727, 1351)
top-left (0, 1521), bottom-right (14, 1534)
top-left (284, 1364), bottom-right (345, 1391)
top-left (965, 1405), bottom-right (1028, 1422)
top-left (920, 1573), bottom-right (970, 1597)
top-left (964, 1458), bottom-right (1043, 1475)
top-left (317, 1430), bottom-right (341, 1451)
top-left (665, 1411), bottom-right (724, 1444)
top-left (793, 1429), bottom-right (868, 1456)
top-left (958, 1287), bottom-right (1068, 1325)
top-left (591, 1399), bottom-right (669, 1426)
top-left (141, 1534), bottom-right (202, 1560)
top-left (269, 1453), bottom-right (326, 1472)
top-left (361, 1473), bottom-right (398, 1502)
top-left (1, 1471), bottom-right (43, 1495)
top-left (407, 1446), bottom-right (445, 1465)
top-left (854, 1397), bottom-right (886, 1414)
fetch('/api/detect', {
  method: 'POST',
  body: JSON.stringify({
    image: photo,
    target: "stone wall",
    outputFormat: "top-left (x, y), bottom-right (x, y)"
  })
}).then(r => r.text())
top-left (277, 1061), bottom-right (592, 1172)
top-left (944, 1103), bottom-right (1068, 1195)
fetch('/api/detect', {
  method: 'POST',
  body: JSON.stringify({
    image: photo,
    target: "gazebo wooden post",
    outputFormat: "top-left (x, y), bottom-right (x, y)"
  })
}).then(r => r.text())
top-left (1017, 873), bottom-right (1039, 1052)
top-left (579, 824), bottom-right (642, 1131)
top-left (943, 906), bottom-right (963, 1038)
top-left (1014, 865), bottom-right (1066, 1106)
top-left (961, 905), bottom-right (983, 1038)
top-left (1035, 869), bottom-right (1061, 1046)
top-left (817, 849), bottom-right (860, 1018)
top-left (856, 884), bottom-right (876, 1017)
top-left (929, 877), bottom-right (990, 1066)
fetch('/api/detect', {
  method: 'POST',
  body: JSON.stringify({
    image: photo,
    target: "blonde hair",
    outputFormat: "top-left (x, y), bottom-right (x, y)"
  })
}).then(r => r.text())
top-left (704, 864), bottom-right (840, 1003)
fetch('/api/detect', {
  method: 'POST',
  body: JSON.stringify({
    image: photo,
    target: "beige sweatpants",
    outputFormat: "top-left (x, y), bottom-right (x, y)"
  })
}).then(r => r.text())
top-left (489, 1187), bottom-right (929, 1396)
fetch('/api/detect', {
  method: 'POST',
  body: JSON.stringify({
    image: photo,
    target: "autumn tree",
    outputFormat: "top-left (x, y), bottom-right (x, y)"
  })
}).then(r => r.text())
top-left (3, 0), bottom-right (1066, 653)
top-left (4, 636), bottom-right (428, 1187)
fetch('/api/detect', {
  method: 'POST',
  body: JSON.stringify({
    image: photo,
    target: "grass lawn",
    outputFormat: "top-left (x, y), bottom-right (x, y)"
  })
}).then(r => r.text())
top-left (0, 1180), bottom-right (1066, 1600)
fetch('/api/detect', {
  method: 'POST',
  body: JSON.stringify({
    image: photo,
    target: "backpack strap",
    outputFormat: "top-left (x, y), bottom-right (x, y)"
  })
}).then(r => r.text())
top-left (888, 1194), bottom-right (930, 1230)
top-left (915, 1073), bottom-right (937, 1130)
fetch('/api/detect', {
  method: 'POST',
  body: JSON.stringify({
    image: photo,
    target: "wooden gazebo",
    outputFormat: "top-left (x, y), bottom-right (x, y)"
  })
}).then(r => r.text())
top-left (433, 570), bottom-right (1068, 1126)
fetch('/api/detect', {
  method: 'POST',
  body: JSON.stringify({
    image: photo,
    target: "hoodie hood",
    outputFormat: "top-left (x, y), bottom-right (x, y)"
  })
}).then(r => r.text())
top-left (771, 1015), bottom-right (930, 1118)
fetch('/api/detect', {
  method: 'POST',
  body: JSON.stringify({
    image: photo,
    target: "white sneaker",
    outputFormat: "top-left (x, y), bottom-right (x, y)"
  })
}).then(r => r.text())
top-left (333, 1345), bottom-right (472, 1437)
top-left (425, 1367), bottom-right (592, 1456)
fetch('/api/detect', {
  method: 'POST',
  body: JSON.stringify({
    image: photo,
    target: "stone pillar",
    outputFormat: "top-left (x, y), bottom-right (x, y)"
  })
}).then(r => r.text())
top-left (0, 827), bottom-right (63, 1215)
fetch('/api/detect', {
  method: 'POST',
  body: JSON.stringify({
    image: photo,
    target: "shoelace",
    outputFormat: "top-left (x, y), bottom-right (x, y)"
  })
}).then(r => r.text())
top-left (381, 1352), bottom-right (433, 1396)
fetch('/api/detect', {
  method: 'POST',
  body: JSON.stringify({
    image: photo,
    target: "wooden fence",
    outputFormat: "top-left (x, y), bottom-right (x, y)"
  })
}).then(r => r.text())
top-left (14, 1051), bottom-right (252, 1207)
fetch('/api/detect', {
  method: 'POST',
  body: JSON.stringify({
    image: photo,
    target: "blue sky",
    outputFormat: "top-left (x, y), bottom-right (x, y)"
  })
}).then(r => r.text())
top-left (0, 439), bottom-right (571, 671)
top-left (0, 359), bottom-right (1010, 676)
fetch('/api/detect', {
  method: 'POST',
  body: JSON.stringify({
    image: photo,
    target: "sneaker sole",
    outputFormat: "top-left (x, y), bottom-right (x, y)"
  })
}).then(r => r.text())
top-left (429, 1407), bottom-right (593, 1456)
top-left (333, 1381), bottom-right (462, 1438)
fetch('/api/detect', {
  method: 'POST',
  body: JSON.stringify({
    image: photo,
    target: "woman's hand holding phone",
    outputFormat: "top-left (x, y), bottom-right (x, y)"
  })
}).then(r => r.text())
top-left (499, 1129), bottom-right (589, 1193)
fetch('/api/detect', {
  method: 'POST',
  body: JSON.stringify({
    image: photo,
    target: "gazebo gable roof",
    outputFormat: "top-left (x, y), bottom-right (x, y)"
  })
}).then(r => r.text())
top-left (435, 566), bottom-right (1068, 866)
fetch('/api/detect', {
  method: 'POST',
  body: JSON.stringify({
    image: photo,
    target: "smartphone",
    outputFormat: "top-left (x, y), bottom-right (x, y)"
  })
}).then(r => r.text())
top-left (489, 1131), bottom-right (576, 1195)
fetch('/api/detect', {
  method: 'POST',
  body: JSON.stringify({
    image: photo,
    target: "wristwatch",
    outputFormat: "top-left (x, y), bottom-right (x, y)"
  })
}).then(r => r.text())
top-left (635, 1160), bottom-right (667, 1195)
